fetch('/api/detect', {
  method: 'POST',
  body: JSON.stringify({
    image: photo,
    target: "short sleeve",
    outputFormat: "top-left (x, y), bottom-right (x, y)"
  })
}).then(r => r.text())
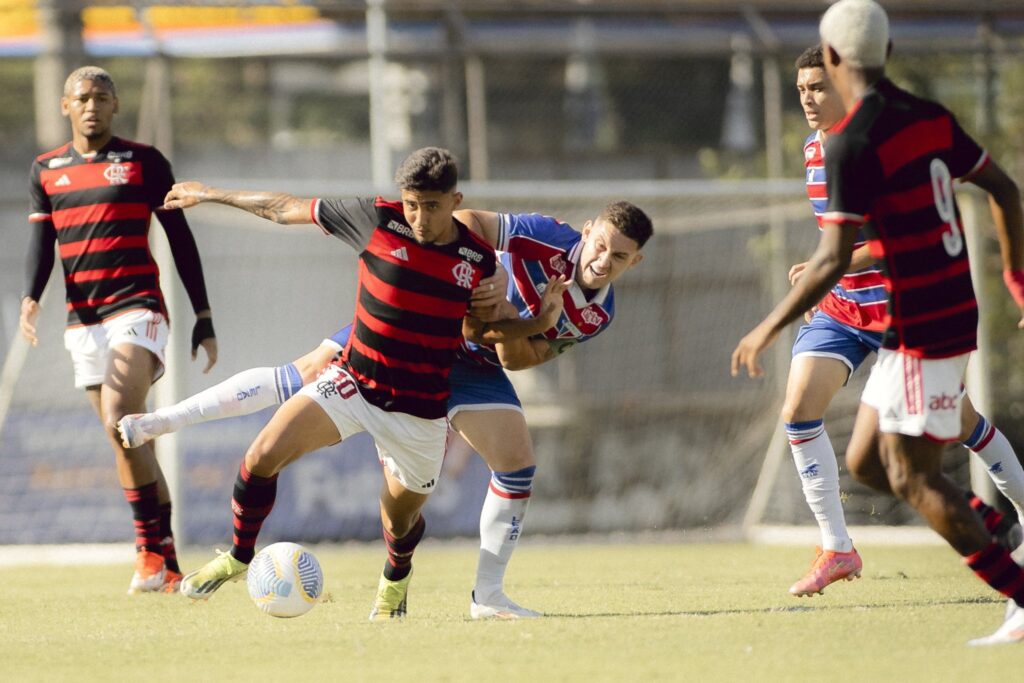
top-left (497, 213), bottom-right (576, 253)
top-left (946, 113), bottom-right (988, 180)
top-left (823, 131), bottom-right (880, 226)
top-left (28, 161), bottom-right (52, 219)
top-left (313, 197), bottom-right (377, 252)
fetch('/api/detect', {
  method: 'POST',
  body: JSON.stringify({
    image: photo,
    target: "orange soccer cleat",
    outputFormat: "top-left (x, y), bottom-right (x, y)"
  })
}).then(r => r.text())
top-left (789, 546), bottom-right (863, 597)
top-left (160, 569), bottom-right (183, 594)
top-left (127, 549), bottom-right (167, 595)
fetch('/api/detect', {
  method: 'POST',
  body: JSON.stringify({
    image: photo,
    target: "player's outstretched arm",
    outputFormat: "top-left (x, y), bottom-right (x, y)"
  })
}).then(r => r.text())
top-left (163, 181), bottom-right (315, 225)
top-left (732, 223), bottom-right (858, 378)
top-left (968, 161), bottom-right (1024, 327)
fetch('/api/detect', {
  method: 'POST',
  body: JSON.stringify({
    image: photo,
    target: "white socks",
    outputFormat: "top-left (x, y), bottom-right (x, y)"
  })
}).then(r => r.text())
top-left (787, 420), bottom-right (854, 553)
top-left (964, 416), bottom-right (1024, 524)
top-left (152, 364), bottom-right (302, 432)
top-left (474, 466), bottom-right (535, 604)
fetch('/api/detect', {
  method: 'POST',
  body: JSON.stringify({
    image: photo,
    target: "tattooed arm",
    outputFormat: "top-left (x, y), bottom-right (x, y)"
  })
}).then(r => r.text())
top-left (163, 181), bottom-right (314, 225)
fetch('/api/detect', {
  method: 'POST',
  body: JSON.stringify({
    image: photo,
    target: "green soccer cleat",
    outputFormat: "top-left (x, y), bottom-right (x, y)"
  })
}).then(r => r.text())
top-left (179, 550), bottom-right (249, 601)
top-left (368, 571), bottom-right (412, 622)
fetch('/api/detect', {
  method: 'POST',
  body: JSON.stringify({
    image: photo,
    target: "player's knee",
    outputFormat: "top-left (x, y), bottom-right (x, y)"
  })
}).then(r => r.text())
top-left (780, 397), bottom-right (819, 424)
top-left (244, 435), bottom-right (286, 477)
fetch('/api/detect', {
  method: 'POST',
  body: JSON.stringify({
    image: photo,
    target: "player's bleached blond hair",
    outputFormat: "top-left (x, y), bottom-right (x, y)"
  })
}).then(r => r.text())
top-left (819, 0), bottom-right (889, 69)
top-left (63, 66), bottom-right (117, 97)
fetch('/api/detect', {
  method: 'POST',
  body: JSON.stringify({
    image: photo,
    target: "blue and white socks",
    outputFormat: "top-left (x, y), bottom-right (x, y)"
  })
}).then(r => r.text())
top-left (787, 420), bottom-right (854, 553)
top-left (963, 415), bottom-right (1024, 523)
top-left (475, 465), bottom-right (536, 604)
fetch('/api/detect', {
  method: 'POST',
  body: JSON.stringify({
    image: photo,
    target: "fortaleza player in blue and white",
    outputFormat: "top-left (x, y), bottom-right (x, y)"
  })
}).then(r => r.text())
top-left (119, 201), bottom-right (652, 619)
top-left (779, 44), bottom-right (1024, 599)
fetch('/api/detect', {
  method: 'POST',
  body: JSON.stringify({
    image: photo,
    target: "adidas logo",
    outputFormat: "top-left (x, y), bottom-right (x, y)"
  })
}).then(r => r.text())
top-left (390, 247), bottom-right (409, 261)
top-left (55, 174), bottom-right (71, 187)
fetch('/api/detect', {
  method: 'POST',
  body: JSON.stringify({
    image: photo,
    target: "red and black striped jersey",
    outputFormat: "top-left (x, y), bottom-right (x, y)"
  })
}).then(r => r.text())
top-left (29, 137), bottom-right (177, 326)
top-left (311, 196), bottom-right (497, 419)
top-left (823, 79), bottom-right (988, 358)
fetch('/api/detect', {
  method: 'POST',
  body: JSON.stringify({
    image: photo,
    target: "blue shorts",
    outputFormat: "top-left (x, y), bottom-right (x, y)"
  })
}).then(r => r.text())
top-left (324, 324), bottom-right (522, 418)
top-left (447, 358), bottom-right (522, 420)
top-left (791, 311), bottom-right (883, 376)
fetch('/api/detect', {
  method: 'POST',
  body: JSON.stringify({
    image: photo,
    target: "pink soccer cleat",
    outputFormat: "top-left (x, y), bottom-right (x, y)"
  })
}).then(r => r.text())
top-left (789, 546), bottom-right (863, 597)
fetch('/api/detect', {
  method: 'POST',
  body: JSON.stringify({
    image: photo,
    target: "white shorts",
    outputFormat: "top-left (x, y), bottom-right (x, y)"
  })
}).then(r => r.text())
top-left (861, 349), bottom-right (969, 442)
top-left (300, 364), bottom-right (447, 492)
top-left (63, 309), bottom-right (168, 389)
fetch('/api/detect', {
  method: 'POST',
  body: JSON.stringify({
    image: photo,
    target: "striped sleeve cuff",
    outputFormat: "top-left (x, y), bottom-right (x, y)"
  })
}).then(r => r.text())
top-left (821, 211), bottom-right (867, 226)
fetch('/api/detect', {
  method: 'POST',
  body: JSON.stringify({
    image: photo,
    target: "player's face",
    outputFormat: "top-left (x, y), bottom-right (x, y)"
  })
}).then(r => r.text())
top-left (61, 79), bottom-right (118, 141)
top-left (576, 220), bottom-right (643, 290)
top-left (796, 67), bottom-right (844, 133)
top-left (400, 189), bottom-right (463, 245)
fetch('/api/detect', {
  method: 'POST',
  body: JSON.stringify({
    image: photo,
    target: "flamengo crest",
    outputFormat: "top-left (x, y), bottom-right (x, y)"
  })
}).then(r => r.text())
top-left (452, 261), bottom-right (475, 289)
top-left (104, 163), bottom-right (130, 185)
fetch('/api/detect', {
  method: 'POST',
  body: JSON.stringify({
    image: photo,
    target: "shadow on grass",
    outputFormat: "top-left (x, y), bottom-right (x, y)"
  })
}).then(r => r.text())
top-left (544, 595), bottom-right (1005, 619)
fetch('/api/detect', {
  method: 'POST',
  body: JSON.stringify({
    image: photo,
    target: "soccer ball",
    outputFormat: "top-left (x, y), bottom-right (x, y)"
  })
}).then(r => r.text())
top-left (246, 542), bottom-right (324, 618)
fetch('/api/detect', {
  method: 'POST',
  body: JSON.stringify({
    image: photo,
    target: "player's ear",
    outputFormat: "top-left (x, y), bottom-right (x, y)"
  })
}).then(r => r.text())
top-left (451, 191), bottom-right (463, 209)
top-left (827, 44), bottom-right (842, 67)
top-left (112, 96), bottom-right (120, 115)
top-left (60, 96), bottom-right (70, 117)
top-left (629, 253), bottom-right (644, 269)
top-left (581, 219), bottom-right (593, 238)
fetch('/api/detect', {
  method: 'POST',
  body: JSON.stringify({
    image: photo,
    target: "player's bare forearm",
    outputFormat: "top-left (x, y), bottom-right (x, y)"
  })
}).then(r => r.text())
top-left (967, 161), bottom-right (1024, 270)
top-left (463, 314), bottom-right (553, 345)
top-left (763, 236), bottom-right (852, 335)
top-left (848, 242), bottom-right (877, 272)
top-left (164, 181), bottom-right (314, 225)
top-left (495, 337), bottom-right (555, 371)
top-left (204, 187), bottom-right (313, 225)
top-left (989, 185), bottom-right (1024, 272)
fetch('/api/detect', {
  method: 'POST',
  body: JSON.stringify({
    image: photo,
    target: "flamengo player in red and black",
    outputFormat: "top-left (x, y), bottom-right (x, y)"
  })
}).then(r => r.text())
top-left (19, 66), bottom-right (217, 595)
top-left (733, 0), bottom-right (1024, 646)
top-left (174, 147), bottom-right (568, 620)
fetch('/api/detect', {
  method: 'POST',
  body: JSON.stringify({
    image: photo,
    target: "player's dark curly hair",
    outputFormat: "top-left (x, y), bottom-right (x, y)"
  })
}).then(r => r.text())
top-left (795, 45), bottom-right (824, 71)
top-left (600, 201), bottom-right (653, 248)
top-left (394, 147), bottom-right (459, 193)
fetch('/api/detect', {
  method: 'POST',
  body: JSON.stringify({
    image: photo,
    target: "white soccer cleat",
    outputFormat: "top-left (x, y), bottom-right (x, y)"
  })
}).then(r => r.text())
top-left (116, 413), bottom-right (169, 449)
top-left (180, 550), bottom-right (249, 601)
top-left (470, 591), bottom-right (542, 620)
top-left (968, 600), bottom-right (1024, 646)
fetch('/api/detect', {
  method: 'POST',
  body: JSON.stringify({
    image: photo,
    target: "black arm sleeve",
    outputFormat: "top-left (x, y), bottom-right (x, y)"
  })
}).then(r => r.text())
top-left (147, 147), bottom-right (211, 314)
top-left (24, 220), bottom-right (57, 301)
top-left (315, 197), bottom-right (378, 251)
top-left (157, 208), bottom-right (212, 314)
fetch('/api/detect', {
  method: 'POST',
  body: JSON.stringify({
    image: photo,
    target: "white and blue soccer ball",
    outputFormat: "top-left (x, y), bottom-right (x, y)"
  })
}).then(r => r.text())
top-left (246, 542), bottom-right (324, 618)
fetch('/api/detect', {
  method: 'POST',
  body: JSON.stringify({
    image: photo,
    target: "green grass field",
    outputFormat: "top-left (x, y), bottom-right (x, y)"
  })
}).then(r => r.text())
top-left (1, 541), bottom-right (1020, 682)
